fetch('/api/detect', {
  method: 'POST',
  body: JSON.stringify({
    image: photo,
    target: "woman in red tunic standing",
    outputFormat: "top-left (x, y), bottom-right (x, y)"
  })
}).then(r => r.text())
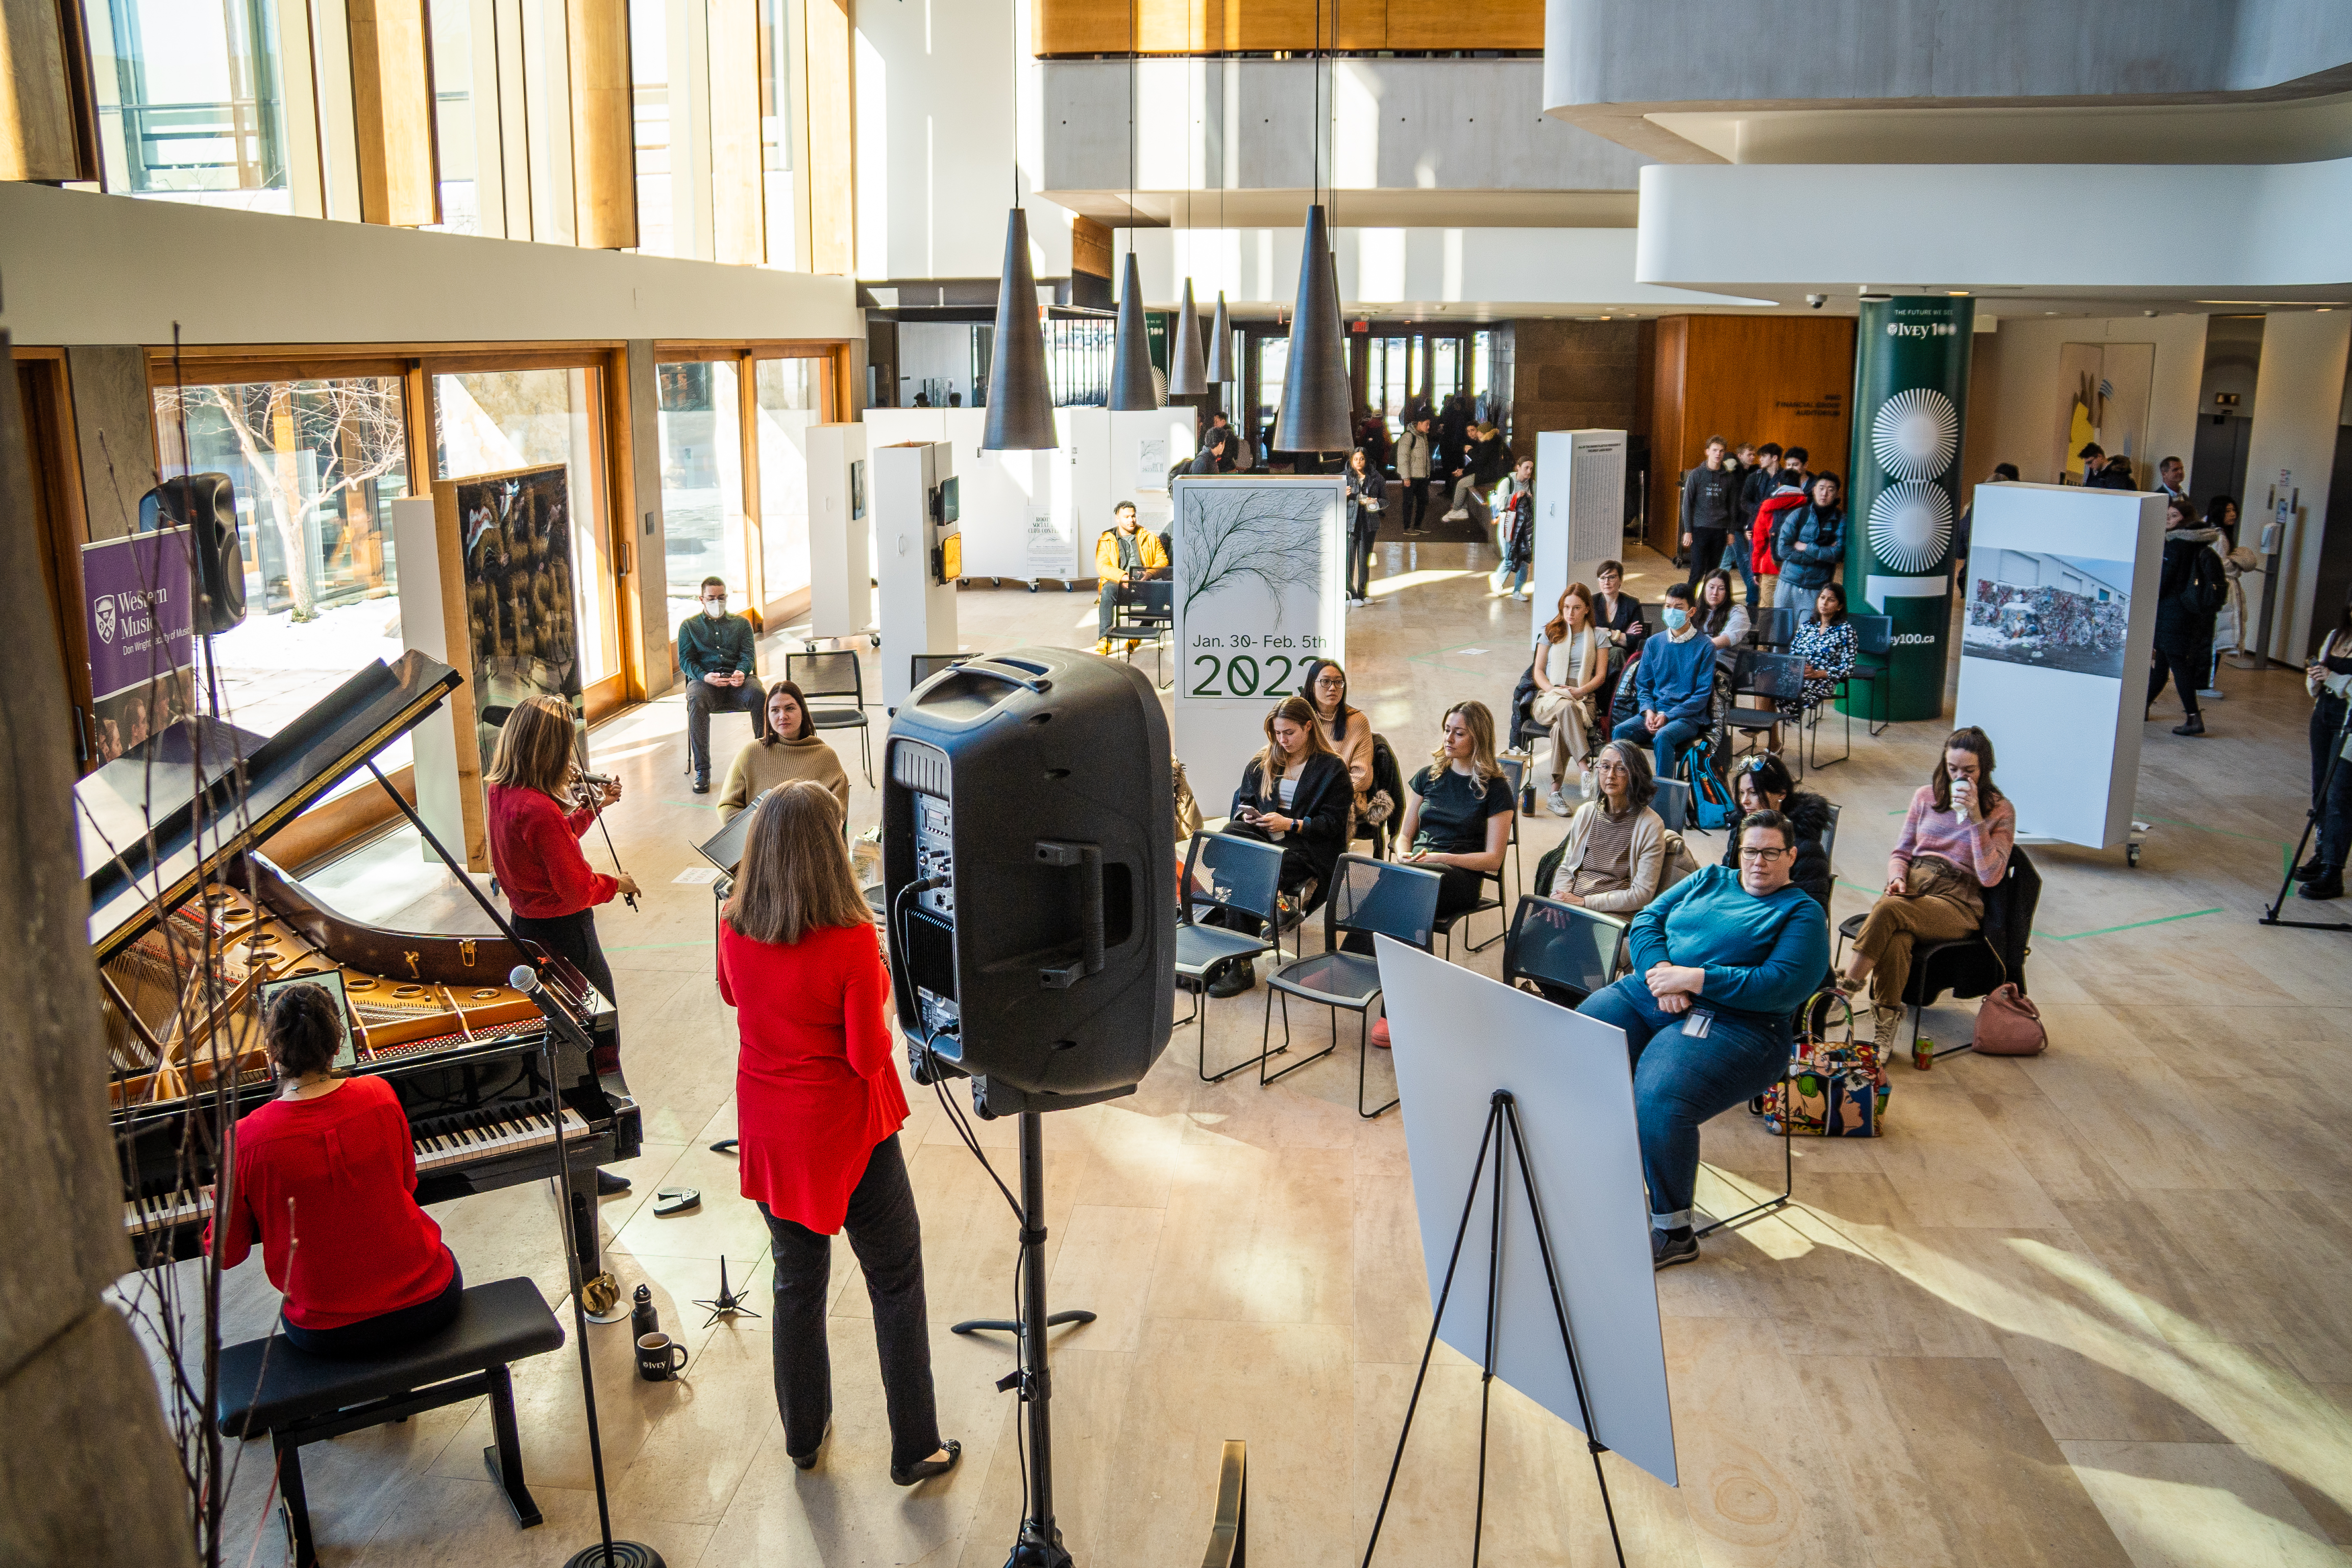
top-left (485, 694), bottom-right (640, 1193)
top-left (207, 983), bottom-right (461, 1355)
top-left (718, 780), bottom-right (960, 1485)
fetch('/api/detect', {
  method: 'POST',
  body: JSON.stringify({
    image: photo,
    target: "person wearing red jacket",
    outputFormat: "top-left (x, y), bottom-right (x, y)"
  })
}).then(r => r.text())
top-left (486, 693), bottom-right (641, 1193)
top-left (719, 780), bottom-right (961, 1487)
top-left (1751, 473), bottom-right (1810, 613)
top-left (206, 983), bottom-right (461, 1355)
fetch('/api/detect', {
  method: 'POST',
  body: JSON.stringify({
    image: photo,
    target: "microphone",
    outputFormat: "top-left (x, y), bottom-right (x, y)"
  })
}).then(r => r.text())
top-left (509, 964), bottom-right (540, 992)
top-left (510, 963), bottom-right (597, 1061)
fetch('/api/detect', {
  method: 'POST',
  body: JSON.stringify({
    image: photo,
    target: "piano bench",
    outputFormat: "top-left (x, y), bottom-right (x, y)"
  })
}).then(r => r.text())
top-left (215, 1277), bottom-right (564, 1568)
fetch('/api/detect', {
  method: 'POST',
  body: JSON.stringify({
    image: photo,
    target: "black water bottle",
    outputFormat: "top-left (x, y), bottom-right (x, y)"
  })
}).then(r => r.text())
top-left (630, 1283), bottom-right (658, 1344)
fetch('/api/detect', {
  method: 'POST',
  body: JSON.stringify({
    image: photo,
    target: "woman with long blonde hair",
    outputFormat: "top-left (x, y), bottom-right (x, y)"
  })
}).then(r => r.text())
top-left (1349, 701), bottom-right (1513, 961)
top-left (1226, 694), bottom-right (1352, 913)
top-left (720, 781), bottom-right (960, 1486)
top-left (484, 695), bottom-right (639, 1190)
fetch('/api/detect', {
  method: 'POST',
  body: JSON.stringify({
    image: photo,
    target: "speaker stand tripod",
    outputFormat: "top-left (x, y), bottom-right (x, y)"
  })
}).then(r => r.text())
top-left (2261, 696), bottom-right (2351, 934)
top-left (948, 1112), bottom-right (1096, 1567)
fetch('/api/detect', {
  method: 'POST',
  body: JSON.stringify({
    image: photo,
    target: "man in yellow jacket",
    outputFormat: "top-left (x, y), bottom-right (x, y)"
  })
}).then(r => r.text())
top-left (1094, 500), bottom-right (1168, 655)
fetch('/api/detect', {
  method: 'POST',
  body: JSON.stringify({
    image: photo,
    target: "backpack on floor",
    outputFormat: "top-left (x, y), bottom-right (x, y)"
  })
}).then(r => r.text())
top-left (1678, 731), bottom-right (1738, 830)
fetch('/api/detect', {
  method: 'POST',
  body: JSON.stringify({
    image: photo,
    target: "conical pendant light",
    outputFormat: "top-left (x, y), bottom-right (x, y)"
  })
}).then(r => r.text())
top-left (1108, 252), bottom-right (1159, 410)
top-left (1168, 279), bottom-right (1207, 397)
top-left (1274, 203), bottom-right (1350, 453)
top-left (1206, 291), bottom-right (1235, 384)
top-left (982, 207), bottom-right (1057, 450)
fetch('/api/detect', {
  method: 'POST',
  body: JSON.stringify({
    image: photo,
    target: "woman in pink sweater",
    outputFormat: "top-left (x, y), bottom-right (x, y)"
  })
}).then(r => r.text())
top-left (1836, 727), bottom-right (2017, 1052)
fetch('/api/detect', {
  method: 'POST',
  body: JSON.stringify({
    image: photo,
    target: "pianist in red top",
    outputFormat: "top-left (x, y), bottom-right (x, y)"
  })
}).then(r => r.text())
top-left (719, 781), bottom-right (958, 1484)
top-left (486, 695), bottom-right (640, 1102)
top-left (205, 982), bottom-right (461, 1355)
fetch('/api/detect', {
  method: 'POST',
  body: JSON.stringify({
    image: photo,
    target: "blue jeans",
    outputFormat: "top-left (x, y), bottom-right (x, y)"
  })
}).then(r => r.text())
top-left (1577, 978), bottom-right (1790, 1228)
top-left (1611, 712), bottom-right (1704, 781)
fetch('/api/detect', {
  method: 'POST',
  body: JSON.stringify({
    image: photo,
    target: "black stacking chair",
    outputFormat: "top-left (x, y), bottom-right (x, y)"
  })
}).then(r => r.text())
top-left (1729, 652), bottom-right (1803, 771)
top-left (1753, 604), bottom-right (1796, 652)
top-left (1261, 854), bottom-right (1441, 1118)
top-left (1834, 845), bottom-right (2041, 1061)
top-left (1175, 831), bottom-right (1287, 1083)
top-left (1847, 614), bottom-right (1894, 737)
top-left (1652, 776), bottom-right (1692, 833)
top-left (1497, 752), bottom-right (1527, 899)
top-left (785, 649), bottom-right (872, 785)
top-left (1501, 894), bottom-right (1629, 1009)
top-left (1103, 579), bottom-right (1175, 684)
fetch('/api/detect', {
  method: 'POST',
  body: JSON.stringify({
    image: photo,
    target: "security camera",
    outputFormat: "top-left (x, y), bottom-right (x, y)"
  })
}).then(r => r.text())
top-left (1805, 294), bottom-right (1826, 309)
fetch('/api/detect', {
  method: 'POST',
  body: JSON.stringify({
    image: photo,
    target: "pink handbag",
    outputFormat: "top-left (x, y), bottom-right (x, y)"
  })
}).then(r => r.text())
top-left (1972, 984), bottom-right (2046, 1056)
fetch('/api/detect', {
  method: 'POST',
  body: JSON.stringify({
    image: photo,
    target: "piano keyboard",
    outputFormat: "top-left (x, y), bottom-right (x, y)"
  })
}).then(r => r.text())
top-left (124, 1107), bottom-right (593, 1238)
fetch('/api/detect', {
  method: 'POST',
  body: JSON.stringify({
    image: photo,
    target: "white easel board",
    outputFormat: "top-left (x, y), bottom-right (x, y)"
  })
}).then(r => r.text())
top-left (1377, 938), bottom-right (1680, 1489)
top-left (1168, 475), bottom-right (1346, 796)
top-left (1954, 483), bottom-right (2166, 850)
top-left (1532, 430), bottom-right (1626, 646)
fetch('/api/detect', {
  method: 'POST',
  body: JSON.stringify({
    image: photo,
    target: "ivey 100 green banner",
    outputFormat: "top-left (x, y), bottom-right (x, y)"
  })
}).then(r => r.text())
top-left (1842, 297), bottom-right (1975, 724)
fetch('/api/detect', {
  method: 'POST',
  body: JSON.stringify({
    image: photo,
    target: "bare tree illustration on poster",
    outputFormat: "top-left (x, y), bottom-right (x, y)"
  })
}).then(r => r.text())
top-left (1180, 482), bottom-right (1332, 624)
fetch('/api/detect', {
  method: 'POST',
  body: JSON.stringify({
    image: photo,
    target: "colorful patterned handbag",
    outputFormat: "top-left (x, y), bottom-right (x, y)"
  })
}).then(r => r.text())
top-left (1762, 991), bottom-right (1892, 1137)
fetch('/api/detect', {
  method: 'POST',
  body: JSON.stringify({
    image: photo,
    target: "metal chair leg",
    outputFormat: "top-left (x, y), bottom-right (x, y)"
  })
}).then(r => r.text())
top-left (1358, 1006), bottom-right (1398, 1118)
top-left (1258, 985), bottom-right (1335, 1087)
top-left (1695, 1070), bottom-right (1793, 1238)
top-left (1190, 971), bottom-right (1261, 1083)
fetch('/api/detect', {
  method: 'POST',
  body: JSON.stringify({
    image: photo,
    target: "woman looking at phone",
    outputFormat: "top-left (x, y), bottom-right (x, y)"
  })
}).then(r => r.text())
top-left (1835, 727), bottom-right (2017, 1054)
top-left (1226, 695), bottom-right (1352, 913)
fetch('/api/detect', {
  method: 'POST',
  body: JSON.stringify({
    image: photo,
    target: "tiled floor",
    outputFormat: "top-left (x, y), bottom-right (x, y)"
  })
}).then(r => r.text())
top-left (140, 537), bottom-right (2352, 1566)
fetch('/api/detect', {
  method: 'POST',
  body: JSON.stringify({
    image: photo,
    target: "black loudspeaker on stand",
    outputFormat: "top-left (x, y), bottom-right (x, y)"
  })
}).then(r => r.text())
top-left (1362, 1091), bottom-right (1627, 1568)
top-left (2262, 697), bottom-right (2352, 934)
top-left (883, 649), bottom-right (1176, 1566)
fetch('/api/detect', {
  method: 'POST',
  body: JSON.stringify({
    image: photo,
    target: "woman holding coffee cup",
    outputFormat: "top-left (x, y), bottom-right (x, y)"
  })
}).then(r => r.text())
top-left (718, 780), bottom-right (961, 1486)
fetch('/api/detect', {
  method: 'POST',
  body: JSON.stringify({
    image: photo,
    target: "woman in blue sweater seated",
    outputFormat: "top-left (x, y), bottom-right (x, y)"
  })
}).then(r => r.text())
top-left (1576, 809), bottom-right (1830, 1270)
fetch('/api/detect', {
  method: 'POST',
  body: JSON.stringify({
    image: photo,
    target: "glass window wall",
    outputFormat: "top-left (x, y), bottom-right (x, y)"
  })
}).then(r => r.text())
top-left (631, 0), bottom-right (675, 257)
top-left (754, 358), bottom-right (821, 612)
top-left (425, 0), bottom-right (479, 233)
top-left (659, 359), bottom-right (746, 640)
top-left (433, 368), bottom-right (619, 689)
top-left (85, 0), bottom-right (292, 210)
top-left (153, 374), bottom-right (412, 760)
top-left (760, 0), bottom-right (796, 265)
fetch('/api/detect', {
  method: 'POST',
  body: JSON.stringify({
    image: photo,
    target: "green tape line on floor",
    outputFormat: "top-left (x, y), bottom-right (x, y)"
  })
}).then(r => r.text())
top-left (1830, 879), bottom-right (2223, 943)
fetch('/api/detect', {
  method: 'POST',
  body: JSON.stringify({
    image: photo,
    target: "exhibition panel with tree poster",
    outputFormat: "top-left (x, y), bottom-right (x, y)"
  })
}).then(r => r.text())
top-left (1170, 475), bottom-right (1347, 795)
top-left (1954, 483), bottom-right (2166, 850)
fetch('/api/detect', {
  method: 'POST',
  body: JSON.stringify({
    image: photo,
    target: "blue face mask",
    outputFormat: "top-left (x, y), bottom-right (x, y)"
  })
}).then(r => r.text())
top-left (1663, 607), bottom-right (1689, 631)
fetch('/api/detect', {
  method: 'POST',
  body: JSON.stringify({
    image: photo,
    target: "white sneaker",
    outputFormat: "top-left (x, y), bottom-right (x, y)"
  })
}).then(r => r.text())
top-left (1546, 789), bottom-right (1571, 816)
top-left (2196, 688), bottom-right (2226, 699)
top-left (1443, 508), bottom-right (1471, 521)
top-left (1516, 590), bottom-right (1533, 601)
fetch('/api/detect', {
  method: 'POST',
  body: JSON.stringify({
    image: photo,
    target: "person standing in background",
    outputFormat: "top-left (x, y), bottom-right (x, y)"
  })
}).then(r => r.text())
top-left (1735, 444), bottom-right (1784, 609)
top-left (679, 577), bottom-right (768, 794)
top-left (2158, 456), bottom-right (2189, 504)
top-left (1774, 473), bottom-right (1847, 606)
top-left (2148, 495), bottom-right (2225, 737)
top-left (1344, 447), bottom-right (1386, 606)
top-left (1679, 435), bottom-right (1740, 590)
top-left (1780, 446), bottom-right (1811, 493)
top-left (1751, 467), bottom-right (1809, 612)
top-left (1396, 414), bottom-right (1434, 534)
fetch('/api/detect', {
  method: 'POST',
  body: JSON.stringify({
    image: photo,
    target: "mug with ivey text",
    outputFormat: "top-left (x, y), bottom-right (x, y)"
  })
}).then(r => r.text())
top-left (636, 1332), bottom-right (688, 1382)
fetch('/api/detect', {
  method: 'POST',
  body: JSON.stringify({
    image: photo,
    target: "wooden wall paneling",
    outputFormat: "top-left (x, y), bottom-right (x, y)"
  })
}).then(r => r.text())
top-left (709, 0), bottom-right (766, 263)
top-left (18, 358), bottom-right (96, 770)
top-left (1035, 0), bottom-right (1135, 55)
top-left (347, 0), bottom-right (442, 227)
top-left (1386, 0), bottom-right (1537, 50)
top-left (1071, 214), bottom-right (1114, 280)
top-left (804, 0), bottom-right (853, 274)
top-left (737, 352), bottom-right (767, 626)
top-left (1333, 0), bottom-right (1386, 52)
top-left (567, 0), bottom-right (638, 249)
top-left (0, 0), bottom-right (98, 181)
top-left (1230, 0), bottom-right (1320, 53)
top-left (1647, 315), bottom-right (1687, 555)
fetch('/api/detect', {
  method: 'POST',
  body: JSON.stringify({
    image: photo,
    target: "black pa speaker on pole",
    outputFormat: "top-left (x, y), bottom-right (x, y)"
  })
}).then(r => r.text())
top-left (883, 646), bottom-right (1174, 1568)
top-left (140, 473), bottom-right (247, 633)
top-left (884, 645), bottom-right (1174, 1116)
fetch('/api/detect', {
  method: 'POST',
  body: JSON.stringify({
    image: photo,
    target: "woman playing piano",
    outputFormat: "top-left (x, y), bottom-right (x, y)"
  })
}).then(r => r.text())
top-left (485, 694), bottom-right (641, 1195)
top-left (205, 982), bottom-right (462, 1355)
top-left (719, 780), bottom-right (961, 1486)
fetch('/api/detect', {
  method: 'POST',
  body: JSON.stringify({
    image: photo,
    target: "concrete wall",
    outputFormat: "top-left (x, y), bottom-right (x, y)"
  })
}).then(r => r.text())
top-left (1511, 320), bottom-right (1648, 449)
top-left (1968, 314), bottom-right (2210, 488)
top-left (1546, 0), bottom-right (2352, 111)
top-left (1043, 57), bottom-right (1646, 193)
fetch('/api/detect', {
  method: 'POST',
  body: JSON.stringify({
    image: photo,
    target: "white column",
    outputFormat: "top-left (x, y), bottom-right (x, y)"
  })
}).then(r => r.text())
top-left (2241, 311), bottom-right (2352, 662)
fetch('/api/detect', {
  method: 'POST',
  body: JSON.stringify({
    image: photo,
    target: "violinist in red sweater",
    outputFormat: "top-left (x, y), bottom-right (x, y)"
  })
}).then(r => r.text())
top-left (206, 983), bottom-right (461, 1355)
top-left (718, 781), bottom-right (961, 1487)
top-left (487, 694), bottom-right (641, 1193)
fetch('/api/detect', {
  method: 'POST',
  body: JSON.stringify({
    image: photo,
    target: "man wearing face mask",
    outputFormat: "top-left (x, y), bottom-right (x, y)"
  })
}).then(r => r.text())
top-left (1611, 581), bottom-right (1717, 780)
top-left (679, 575), bottom-right (768, 793)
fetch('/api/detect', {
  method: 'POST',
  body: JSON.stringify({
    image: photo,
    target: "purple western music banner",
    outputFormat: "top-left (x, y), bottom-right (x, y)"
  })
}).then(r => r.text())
top-left (84, 526), bottom-right (194, 702)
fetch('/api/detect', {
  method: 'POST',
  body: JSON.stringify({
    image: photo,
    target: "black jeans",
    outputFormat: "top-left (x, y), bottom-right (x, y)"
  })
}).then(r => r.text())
top-left (2147, 645), bottom-right (2206, 717)
top-left (1349, 520), bottom-right (1378, 599)
top-left (511, 908), bottom-right (621, 1073)
top-left (281, 1257), bottom-right (463, 1357)
top-left (1402, 478), bottom-right (1430, 532)
top-left (687, 676), bottom-right (768, 777)
top-left (1685, 528), bottom-right (1728, 588)
top-left (2314, 700), bottom-right (2352, 873)
top-left (760, 1134), bottom-right (941, 1472)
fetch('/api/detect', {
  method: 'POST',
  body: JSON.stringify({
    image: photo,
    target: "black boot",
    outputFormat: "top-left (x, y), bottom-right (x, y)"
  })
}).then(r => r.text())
top-left (2298, 873), bottom-right (2345, 901)
top-left (2172, 715), bottom-right (2206, 737)
top-left (2294, 856), bottom-right (2327, 882)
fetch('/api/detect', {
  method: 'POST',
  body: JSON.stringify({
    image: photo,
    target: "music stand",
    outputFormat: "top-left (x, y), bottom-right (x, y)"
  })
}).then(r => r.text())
top-left (2262, 695), bottom-right (2352, 933)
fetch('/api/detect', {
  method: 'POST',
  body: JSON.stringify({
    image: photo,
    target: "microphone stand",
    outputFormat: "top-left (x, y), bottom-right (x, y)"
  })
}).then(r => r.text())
top-left (513, 965), bottom-right (664, 1568)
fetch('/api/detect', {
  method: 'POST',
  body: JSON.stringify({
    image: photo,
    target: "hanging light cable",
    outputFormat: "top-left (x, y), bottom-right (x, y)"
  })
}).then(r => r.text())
top-left (1167, 61), bottom-right (1207, 397)
top-left (1273, 0), bottom-right (1350, 454)
top-left (1108, 0), bottom-right (1158, 410)
top-left (1206, 94), bottom-right (1234, 388)
top-left (982, 0), bottom-right (1056, 449)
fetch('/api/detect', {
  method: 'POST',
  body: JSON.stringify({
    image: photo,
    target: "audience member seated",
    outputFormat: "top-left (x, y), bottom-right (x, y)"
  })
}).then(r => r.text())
top-left (1300, 658), bottom-right (1375, 826)
top-left (1777, 582), bottom-right (1857, 723)
top-left (1835, 726), bottom-right (2018, 1054)
top-left (1531, 582), bottom-right (1609, 814)
top-left (1694, 568), bottom-right (1751, 650)
top-left (1719, 753), bottom-right (1832, 911)
top-left (1533, 741), bottom-right (1665, 915)
top-left (717, 679), bottom-right (851, 825)
top-left (1346, 701), bottom-right (1514, 954)
top-left (1576, 811), bottom-right (1830, 1270)
top-left (680, 575), bottom-right (767, 794)
top-left (205, 983), bottom-right (462, 1356)
top-left (1224, 696), bottom-right (1352, 918)
top-left (1093, 500), bottom-right (1167, 656)
top-left (1590, 559), bottom-right (1646, 719)
top-left (1611, 581), bottom-right (1714, 780)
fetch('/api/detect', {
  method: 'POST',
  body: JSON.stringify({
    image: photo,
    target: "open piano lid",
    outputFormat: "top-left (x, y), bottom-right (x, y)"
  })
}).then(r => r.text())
top-left (83, 650), bottom-right (463, 964)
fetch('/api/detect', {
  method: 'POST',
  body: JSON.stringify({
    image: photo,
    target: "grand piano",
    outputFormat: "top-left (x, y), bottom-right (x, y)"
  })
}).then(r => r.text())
top-left (85, 651), bottom-right (641, 1274)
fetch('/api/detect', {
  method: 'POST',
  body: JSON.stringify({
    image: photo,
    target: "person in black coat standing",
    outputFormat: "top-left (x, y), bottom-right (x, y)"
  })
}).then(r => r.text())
top-left (2148, 495), bottom-right (2225, 737)
top-left (1343, 447), bottom-right (1387, 604)
top-left (1228, 696), bottom-right (1354, 912)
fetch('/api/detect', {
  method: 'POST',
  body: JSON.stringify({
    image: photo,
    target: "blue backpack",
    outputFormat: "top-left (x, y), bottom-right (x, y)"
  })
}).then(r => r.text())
top-left (1679, 732), bottom-right (1738, 830)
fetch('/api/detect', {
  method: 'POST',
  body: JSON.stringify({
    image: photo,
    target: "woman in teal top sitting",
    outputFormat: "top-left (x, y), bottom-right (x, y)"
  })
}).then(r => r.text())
top-left (1577, 810), bottom-right (1830, 1271)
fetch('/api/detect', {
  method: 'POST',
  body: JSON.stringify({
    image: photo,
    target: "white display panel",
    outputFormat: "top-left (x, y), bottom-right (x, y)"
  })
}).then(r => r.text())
top-left (1168, 475), bottom-right (1347, 799)
top-left (805, 423), bottom-right (870, 641)
top-left (1378, 938), bottom-right (1680, 1489)
top-left (1531, 429), bottom-right (1627, 649)
top-left (871, 440), bottom-right (958, 710)
top-left (1953, 483), bottom-right (2167, 850)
